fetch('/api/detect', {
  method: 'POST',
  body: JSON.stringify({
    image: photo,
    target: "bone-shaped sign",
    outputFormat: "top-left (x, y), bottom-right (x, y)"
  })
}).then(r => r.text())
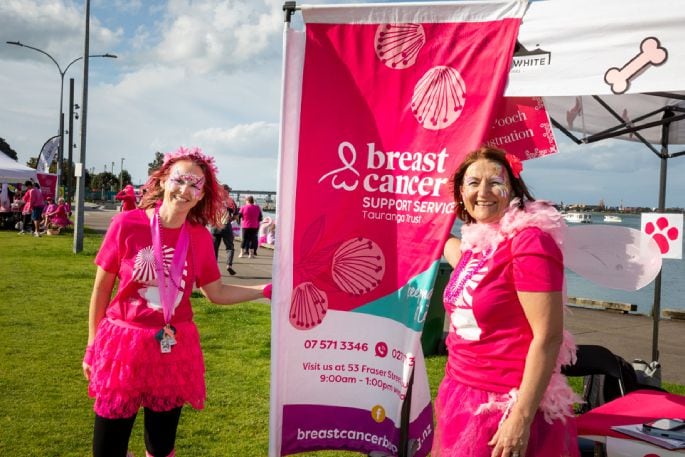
top-left (604, 37), bottom-right (667, 94)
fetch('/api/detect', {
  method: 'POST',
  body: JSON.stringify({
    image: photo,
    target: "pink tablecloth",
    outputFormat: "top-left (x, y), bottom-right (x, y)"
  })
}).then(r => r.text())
top-left (577, 389), bottom-right (685, 439)
top-left (577, 390), bottom-right (685, 456)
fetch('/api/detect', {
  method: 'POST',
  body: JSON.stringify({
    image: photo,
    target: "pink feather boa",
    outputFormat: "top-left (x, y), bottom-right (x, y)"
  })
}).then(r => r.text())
top-left (460, 198), bottom-right (566, 253)
top-left (460, 198), bottom-right (581, 423)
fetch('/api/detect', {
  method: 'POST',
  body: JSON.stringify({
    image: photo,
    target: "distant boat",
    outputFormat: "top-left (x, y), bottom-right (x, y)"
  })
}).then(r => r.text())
top-left (564, 212), bottom-right (592, 224)
top-left (603, 215), bottom-right (623, 223)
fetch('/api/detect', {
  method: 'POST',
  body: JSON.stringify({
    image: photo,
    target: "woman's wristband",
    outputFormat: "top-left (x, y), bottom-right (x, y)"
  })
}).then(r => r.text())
top-left (263, 283), bottom-right (272, 300)
top-left (83, 345), bottom-right (94, 365)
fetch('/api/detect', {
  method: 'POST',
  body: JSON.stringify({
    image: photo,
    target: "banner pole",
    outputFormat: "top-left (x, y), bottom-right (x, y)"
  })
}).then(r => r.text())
top-left (651, 108), bottom-right (673, 361)
top-left (283, 1), bottom-right (297, 23)
top-left (398, 369), bottom-right (415, 457)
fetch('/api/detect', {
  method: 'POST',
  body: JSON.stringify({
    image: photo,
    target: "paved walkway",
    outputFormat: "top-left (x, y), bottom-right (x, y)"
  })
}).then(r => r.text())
top-left (83, 207), bottom-right (685, 384)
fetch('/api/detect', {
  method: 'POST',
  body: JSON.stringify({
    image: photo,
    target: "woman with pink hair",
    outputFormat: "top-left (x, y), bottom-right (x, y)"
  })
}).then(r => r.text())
top-left (82, 147), bottom-right (272, 457)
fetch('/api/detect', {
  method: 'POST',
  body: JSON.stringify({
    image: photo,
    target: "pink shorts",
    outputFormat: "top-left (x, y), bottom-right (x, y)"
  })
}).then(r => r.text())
top-left (88, 318), bottom-right (206, 419)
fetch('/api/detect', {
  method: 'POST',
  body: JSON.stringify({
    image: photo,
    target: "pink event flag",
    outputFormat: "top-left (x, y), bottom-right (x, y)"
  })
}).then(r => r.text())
top-left (486, 96), bottom-right (559, 161)
top-left (270, 2), bottom-right (527, 456)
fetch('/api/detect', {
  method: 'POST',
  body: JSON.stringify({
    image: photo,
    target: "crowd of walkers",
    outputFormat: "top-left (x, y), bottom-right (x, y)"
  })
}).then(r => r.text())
top-left (8, 180), bottom-right (72, 236)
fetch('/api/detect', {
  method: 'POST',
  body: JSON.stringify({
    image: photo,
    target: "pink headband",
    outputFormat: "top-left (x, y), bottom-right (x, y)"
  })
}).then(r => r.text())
top-left (163, 146), bottom-right (218, 174)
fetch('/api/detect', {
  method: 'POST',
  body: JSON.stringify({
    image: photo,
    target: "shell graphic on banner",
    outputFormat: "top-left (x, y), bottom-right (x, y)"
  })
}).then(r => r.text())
top-left (271, 2), bottom-right (533, 457)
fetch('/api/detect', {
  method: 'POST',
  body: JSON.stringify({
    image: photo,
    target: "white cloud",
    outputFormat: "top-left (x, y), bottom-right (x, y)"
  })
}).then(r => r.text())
top-left (0, 0), bottom-right (122, 63)
top-left (192, 122), bottom-right (278, 158)
top-left (154, 0), bottom-right (282, 74)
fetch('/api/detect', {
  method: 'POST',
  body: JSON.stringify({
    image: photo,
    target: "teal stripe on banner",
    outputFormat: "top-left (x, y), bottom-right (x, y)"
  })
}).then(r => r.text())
top-left (352, 260), bottom-right (441, 331)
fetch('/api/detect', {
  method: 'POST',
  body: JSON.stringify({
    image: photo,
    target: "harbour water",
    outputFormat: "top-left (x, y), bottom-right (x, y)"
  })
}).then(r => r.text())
top-left (453, 213), bottom-right (685, 315)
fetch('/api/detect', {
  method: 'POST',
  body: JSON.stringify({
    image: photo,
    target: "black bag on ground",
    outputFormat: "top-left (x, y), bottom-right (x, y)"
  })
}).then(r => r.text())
top-left (562, 345), bottom-right (639, 414)
top-left (581, 354), bottom-right (639, 412)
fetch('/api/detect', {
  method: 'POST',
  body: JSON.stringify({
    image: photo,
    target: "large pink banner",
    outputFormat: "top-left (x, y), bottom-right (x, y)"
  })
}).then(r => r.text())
top-left (271, 3), bottom-right (526, 456)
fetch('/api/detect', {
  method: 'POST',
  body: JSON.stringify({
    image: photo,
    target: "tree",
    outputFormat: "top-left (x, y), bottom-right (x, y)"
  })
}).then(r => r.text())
top-left (0, 137), bottom-right (19, 160)
top-left (148, 151), bottom-right (164, 174)
top-left (119, 170), bottom-right (132, 188)
top-left (91, 172), bottom-right (119, 191)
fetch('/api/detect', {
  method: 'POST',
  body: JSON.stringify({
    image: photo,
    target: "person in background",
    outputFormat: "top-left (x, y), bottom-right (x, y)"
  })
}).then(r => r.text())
top-left (30, 182), bottom-right (45, 237)
top-left (82, 146), bottom-right (271, 457)
top-left (0, 183), bottom-right (10, 211)
top-left (41, 196), bottom-right (57, 231)
top-left (209, 184), bottom-right (238, 275)
top-left (47, 197), bottom-right (72, 230)
top-left (18, 181), bottom-right (33, 234)
top-left (433, 146), bottom-right (579, 457)
top-left (238, 195), bottom-right (261, 258)
top-left (115, 184), bottom-right (137, 212)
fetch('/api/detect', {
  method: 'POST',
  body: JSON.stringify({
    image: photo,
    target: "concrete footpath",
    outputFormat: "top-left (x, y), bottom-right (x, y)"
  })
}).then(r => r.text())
top-left (83, 207), bottom-right (685, 385)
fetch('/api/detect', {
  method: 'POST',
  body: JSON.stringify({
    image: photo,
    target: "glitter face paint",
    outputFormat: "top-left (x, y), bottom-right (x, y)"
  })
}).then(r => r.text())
top-left (167, 168), bottom-right (206, 200)
top-left (460, 160), bottom-right (512, 224)
top-left (492, 166), bottom-right (509, 200)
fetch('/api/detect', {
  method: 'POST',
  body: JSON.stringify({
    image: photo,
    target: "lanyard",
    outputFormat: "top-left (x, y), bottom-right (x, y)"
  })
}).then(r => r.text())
top-left (150, 204), bottom-right (189, 324)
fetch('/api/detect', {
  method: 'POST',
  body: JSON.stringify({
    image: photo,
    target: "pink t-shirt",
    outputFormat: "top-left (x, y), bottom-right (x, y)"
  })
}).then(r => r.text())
top-left (44, 203), bottom-right (57, 219)
top-left (22, 190), bottom-right (31, 213)
top-left (31, 188), bottom-right (45, 208)
top-left (95, 208), bottom-right (221, 328)
top-left (239, 203), bottom-right (262, 229)
top-left (443, 227), bottom-right (563, 393)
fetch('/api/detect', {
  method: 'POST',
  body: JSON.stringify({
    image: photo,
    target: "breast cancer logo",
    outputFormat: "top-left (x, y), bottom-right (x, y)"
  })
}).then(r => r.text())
top-left (318, 141), bottom-right (359, 191)
top-left (641, 213), bottom-right (683, 260)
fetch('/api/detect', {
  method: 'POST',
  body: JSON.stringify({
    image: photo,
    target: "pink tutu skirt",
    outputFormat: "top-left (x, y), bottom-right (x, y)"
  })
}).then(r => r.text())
top-left (51, 214), bottom-right (71, 227)
top-left (433, 376), bottom-right (580, 457)
top-left (88, 318), bottom-right (206, 419)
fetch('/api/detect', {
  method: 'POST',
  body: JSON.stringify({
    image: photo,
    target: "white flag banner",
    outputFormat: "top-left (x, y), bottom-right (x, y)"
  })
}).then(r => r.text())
top-left (37, 136), bottom-right (60, 173)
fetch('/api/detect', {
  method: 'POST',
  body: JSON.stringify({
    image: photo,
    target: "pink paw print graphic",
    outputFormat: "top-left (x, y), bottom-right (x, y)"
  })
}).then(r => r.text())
top-left (644, 217), bottom-right (679, 254)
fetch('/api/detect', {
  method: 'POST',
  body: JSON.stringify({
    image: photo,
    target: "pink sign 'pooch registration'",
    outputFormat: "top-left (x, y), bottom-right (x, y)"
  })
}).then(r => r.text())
top-left (270, 2), bottom-right (528, 456)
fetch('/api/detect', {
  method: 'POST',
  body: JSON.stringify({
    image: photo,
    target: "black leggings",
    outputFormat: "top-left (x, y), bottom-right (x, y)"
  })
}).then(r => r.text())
top-left (93, 407), bottom-right (182, 457)
top-left (213, 227), bottom-right (235, 266)
top-left (241, 227), bottom-right (259, 253)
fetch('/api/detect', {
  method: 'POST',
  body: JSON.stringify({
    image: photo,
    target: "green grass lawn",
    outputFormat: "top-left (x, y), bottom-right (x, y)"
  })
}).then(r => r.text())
top-left (0, 230), bottom-right (682, 456)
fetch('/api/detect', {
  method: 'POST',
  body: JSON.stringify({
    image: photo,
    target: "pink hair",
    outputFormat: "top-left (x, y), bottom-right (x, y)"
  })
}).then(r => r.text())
top-left (140, 146), bottom-right (226, 226)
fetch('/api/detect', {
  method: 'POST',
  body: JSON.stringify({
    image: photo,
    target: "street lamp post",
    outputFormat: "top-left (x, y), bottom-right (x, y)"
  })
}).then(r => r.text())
top-left (111, 160), bottom-right (115, 201)
top-left (120, 157), bottom-right (125, 189)
top-left (5, 40), bottom-right (116, 200)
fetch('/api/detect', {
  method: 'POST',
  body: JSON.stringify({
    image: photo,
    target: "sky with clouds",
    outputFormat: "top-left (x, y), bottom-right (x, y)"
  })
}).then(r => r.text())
top-left (1, 0), bottom-right (684, 208)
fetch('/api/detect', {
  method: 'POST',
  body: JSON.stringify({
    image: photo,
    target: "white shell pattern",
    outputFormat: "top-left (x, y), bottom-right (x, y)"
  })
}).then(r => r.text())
top-left (290, 282), bottom-right (329, 330)
top-left (331, 237), bottom-right (385, 296)
top-left (412, 66), bottom-right (466, 130)
top-left (374, 23), bottom-right (425, 70)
